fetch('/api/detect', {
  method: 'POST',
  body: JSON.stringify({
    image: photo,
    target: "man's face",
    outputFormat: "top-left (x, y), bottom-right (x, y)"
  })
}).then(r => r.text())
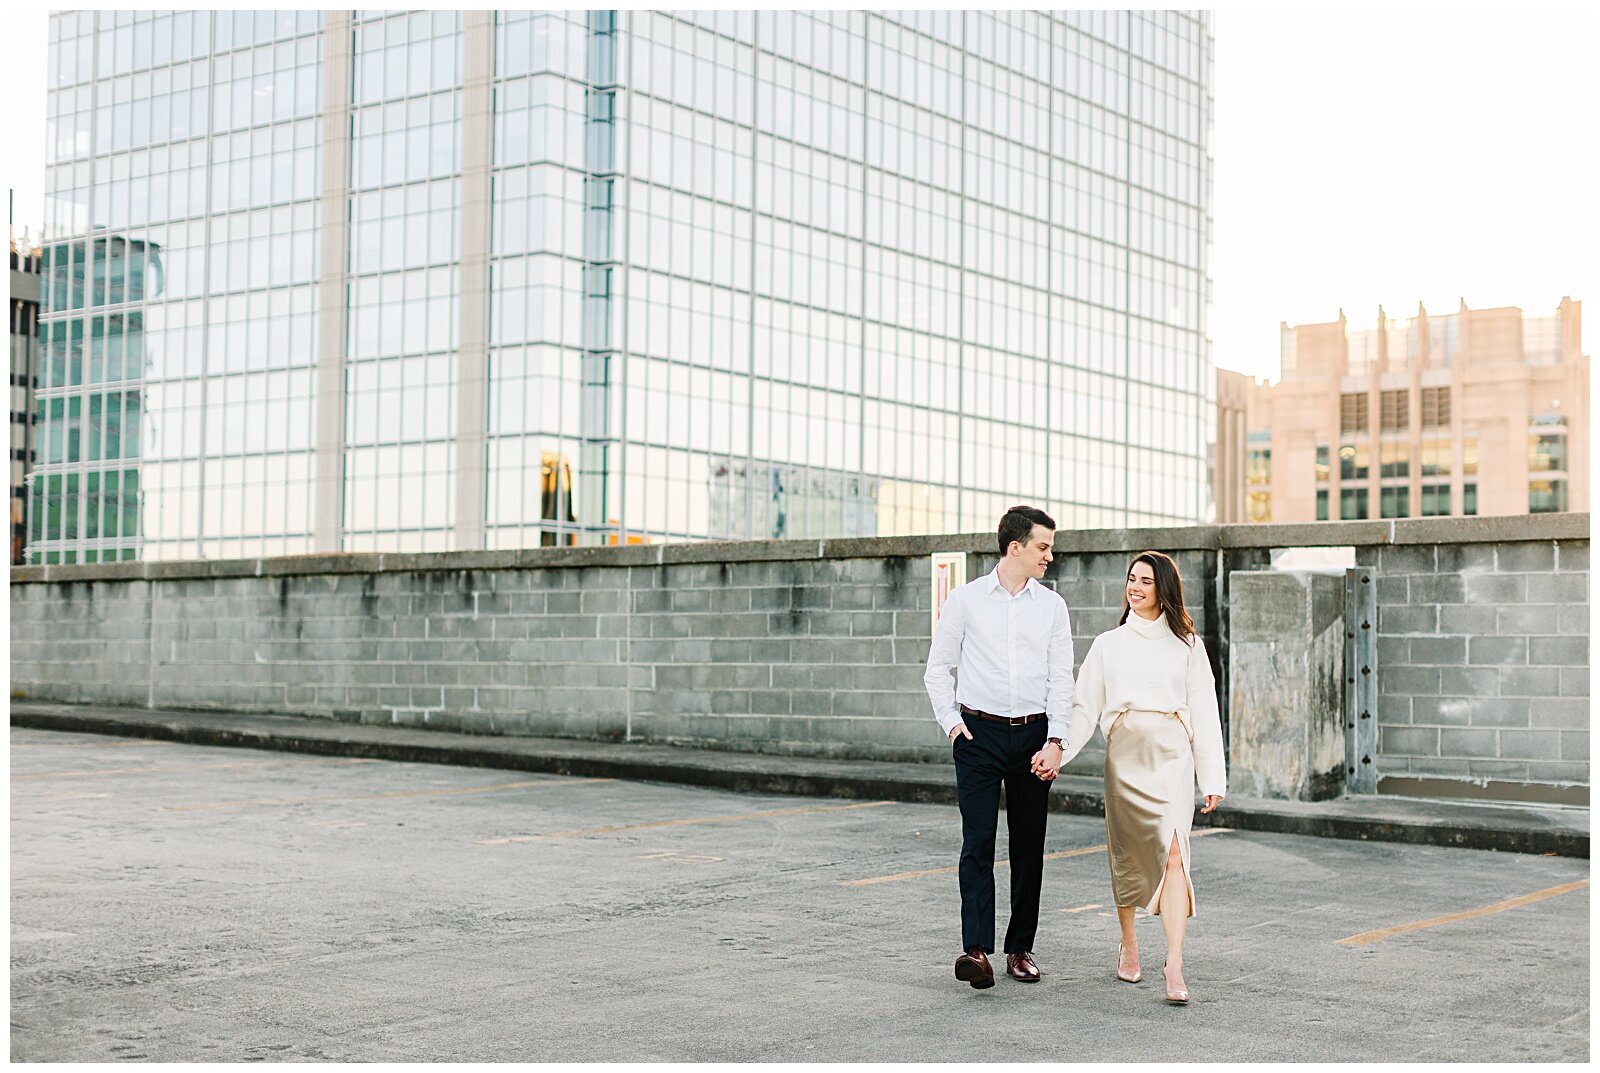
top-left (1010, 524), bottom-right (1055, 578)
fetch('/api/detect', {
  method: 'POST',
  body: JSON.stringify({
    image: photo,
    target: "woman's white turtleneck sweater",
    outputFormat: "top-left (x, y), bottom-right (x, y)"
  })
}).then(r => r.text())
top-left (1058, 610), bottom-right (1227, 799)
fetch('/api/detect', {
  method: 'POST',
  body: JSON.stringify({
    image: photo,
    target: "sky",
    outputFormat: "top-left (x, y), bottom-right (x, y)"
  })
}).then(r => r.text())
top-left (4, 5), bottom-right (1594, 383)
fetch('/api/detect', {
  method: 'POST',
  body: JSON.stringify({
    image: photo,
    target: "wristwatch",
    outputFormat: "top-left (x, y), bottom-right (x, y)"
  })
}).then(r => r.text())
top-left (1046, 737), bottom-right (1063, 750)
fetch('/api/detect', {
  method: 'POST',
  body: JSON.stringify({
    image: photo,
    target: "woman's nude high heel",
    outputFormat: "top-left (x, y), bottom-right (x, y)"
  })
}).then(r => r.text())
top-left (1163, 961), bottom-right (1189, 1004)
top-left (1116, 943), bottom-right (1141, 983)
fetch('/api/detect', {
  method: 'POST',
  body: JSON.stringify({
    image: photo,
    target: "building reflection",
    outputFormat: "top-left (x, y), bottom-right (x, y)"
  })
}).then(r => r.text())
top-left (29, 236), bottom-right (161, 562)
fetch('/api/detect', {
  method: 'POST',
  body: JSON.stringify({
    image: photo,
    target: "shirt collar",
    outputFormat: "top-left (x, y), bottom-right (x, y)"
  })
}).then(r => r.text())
top-left (985, 566), bottom-right (1039, 599)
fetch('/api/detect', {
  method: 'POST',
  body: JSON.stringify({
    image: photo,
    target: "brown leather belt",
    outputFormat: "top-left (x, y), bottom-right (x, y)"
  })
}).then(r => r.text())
top-left (960, 705), bottom-right (1044, 726)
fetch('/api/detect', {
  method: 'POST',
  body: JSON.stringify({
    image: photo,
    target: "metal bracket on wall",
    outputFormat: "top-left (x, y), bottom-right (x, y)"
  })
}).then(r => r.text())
top-left (1343, 566), bottom-right (1377, 794)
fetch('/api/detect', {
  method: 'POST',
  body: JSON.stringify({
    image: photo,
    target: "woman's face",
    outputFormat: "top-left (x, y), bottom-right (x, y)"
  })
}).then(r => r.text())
top-left (1126, 560), bottom-right (1158, 617)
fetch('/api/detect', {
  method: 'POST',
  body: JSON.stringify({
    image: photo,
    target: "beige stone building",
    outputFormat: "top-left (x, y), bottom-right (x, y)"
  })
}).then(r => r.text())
top-left (1217, 298), bottom-right (1587, 524)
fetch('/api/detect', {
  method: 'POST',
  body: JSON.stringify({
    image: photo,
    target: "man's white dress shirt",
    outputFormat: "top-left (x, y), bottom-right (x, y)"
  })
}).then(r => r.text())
top-left (923, 566), bottom-right (1076, 742)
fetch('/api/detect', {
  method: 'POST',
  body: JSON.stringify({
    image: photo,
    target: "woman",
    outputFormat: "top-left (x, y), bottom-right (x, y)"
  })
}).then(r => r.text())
top-left (1051, 551), bottom-right (1226, 1004)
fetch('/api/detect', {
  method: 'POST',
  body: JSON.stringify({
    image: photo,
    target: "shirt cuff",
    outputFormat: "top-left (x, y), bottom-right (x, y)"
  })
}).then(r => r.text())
top-left (1046, 715), bottom-right (1070, 743)
top-left (937, 710), bottom-right (964, 737)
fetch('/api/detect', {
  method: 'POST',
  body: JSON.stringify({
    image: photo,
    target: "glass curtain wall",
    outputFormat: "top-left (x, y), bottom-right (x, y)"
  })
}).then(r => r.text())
top-left (30, 9), bottom-right (1213, 561)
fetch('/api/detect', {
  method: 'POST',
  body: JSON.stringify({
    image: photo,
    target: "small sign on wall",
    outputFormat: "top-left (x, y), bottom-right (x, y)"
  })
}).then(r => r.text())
top-left (931, 552), bottom-right (967, 633)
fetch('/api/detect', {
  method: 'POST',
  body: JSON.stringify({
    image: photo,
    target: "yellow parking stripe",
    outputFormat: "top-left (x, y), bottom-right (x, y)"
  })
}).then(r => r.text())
top-left (475, 799), bottom-right (896, 844)
top-left (167, 777), bottom-right (614, 812)
top-left (1336, 879), bottom-right (1590, 946)
top-left (842, 827), bottom-right (1232, 887)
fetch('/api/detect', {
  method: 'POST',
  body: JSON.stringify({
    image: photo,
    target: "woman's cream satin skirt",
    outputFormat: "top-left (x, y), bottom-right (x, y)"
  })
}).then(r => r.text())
top-left (1103, 709), bottom-right (1196, 917)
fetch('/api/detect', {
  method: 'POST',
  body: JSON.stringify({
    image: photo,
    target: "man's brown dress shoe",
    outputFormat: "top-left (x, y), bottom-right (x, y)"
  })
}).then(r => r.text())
top-left (1006, 951), bottom-right (1041, 983)
top-left (954, 947), bottom-right (995, 989)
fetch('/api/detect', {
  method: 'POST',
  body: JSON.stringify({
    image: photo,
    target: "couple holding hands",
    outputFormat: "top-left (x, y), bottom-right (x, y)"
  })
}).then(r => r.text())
top-left (923, 505), bottom-right (1226, 1004)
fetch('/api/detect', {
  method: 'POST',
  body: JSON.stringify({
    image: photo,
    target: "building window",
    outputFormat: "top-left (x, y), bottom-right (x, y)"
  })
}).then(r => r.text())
top-left (1315, 488), bottom-right (1329, 521)
top-left (1463, 483), bottom-right (1478, 516)
top-left (1339, 393), bottom-right (1369, 435)
top-left (1246, 447), bottom-right (1271, 487)
top-left (1420, 387), bottom-right (1451, 428)
top-left (1338, 443), bottom-right (1368, 481)
top-left (1462, 437), bottom-right (1478, 478)
top-left (1529, 479), bottom-right (1567, 514)
top-left (1340, 487), bottom-right (1368, 520)
top-left (1380, 486), bottom-right (1409, 518)
top-left (1529, 432), bottom-right (1567, 473)
top-left (1420, 437), bottom-right (1451, 477)
top-left (1379, 389), bottom-right (1409, 432)
top-left (1247, 490), bottom-right (1271, 523)
top-left (1314, 445), bottom-right (1329, 482)
top-left (1379, 441), bottom-right (1409, 479)
top-left (1421, 484), bottom-right (1450, 516)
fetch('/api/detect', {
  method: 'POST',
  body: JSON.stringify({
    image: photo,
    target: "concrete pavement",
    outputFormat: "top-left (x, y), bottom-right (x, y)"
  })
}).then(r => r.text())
top-left (9, 700), bottom-right (1590, 857)
top-left (9, 726), bottom-right (1590, 1061)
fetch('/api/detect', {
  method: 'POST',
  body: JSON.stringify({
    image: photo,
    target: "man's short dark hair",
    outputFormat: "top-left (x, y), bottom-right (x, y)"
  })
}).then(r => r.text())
top-left (998, 505), bottom-right (1056, 556)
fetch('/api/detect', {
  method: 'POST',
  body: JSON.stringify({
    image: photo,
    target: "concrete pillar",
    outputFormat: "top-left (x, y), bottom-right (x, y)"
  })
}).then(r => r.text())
top-left (454, 12), bottom-right (495, 550)
top-left (313, 11), bottom-right (354, 552)
top-left (1227, 570), bottom-right (1346, 800)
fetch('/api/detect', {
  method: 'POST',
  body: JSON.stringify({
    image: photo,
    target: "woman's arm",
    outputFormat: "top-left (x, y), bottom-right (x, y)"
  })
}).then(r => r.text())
top-left (1188, 636), bottom-right (1227, 800)
top-left (1056, 640), bottom-right (1103, 766)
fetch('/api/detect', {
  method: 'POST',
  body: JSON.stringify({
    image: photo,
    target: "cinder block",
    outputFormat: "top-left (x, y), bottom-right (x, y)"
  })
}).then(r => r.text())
top-left (849, 611), bottom-right (895, 636)
top-left (1434, 544), bottom-right (1497, 573)
top-left (1438, 604), bottom-right (1497, 635)
top-left (1496, 604), bottom-right (1556, 636)
top-left (1496, 666), bottom-right (1561, 698)
top-left (709, 689), bottom-right (751, 714)
top-left (580, 590), bottom-right (624, 614)
top-left (1559, 732), bottom-right (1589, 761)
top-left (1439, 727), bottom-right (1499, 758)
top-left (1528, 636), bottom-right (1588, 666)
top-left (1496, 729), bottom-right (1561, 761)
top-left (1380, 666), bottom-right (1440, 696)
top-left (1468, 636), bottom-right (1526, 665)
top-left (1525, 761), bottom-right (1589, 783)
top-left (1558, 668), bottom-right (1589, 697)
top-left (1496, 542), bottom-right (1556, 573)
top-left (1462, 759), bottom-right (1530, 779)
top-left (1408, 637), bottom-right (1466, 665)
top-left (1380, 545), bottom-right (1436, 574)
top-left (1409, 574), bottom-right (1465, 605)
top-left (1465, 574), bottom-right (1527, 605)
top-left (1379, 605), bottom-right (1436, 635)
top-left (1525, 575), bottom-right (1586, 604)
top-left (1376, 576), bottom-right (1409, 604)
top-left (1523, 700), bottom-right (1587, 735)
top-left (1375, 636), bottom-right (1410, 665)
top-left (1379, 726), bottom-right (1439, 756)
top-left (1556, 542), bottom-right (1589, 572)
top-left (1557, 605), bottom-right (1590, 635)
top-left (1412, 696), bottom-right (1527, 727)
top-left (830, 585), bottom-right (877, 611)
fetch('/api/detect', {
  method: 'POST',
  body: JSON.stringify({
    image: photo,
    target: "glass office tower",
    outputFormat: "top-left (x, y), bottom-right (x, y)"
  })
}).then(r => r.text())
top-left (33, 10), bottom-right (1213, 562)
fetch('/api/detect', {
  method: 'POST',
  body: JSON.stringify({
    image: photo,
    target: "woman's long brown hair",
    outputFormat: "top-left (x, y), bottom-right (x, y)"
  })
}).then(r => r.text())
top-left (1117, 550), bottom-right (1197, 644)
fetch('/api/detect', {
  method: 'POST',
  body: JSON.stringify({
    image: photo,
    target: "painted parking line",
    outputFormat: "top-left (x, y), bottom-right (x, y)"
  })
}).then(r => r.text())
top-left (1336, 878), bottom-right (1590, 947)
top-left (475, 799), bottom-right (897, 844)
top-left (13, 757), bottom-right (380, 781)
top-left (166, 777), bottom-right (615, 812)
top-left (842, 827), bottom-right (1233, 887)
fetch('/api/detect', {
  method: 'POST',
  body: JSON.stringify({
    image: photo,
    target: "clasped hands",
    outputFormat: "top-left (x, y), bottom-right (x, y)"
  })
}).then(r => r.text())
top-left (946, 725), bottom-right (1062, 781)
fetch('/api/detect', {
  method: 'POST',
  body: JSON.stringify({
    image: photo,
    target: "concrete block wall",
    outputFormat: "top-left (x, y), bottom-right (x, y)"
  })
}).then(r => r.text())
top-left (1359, 528), bottom-right (1590, 796)
top-left (11, 514), bottom-right (1586, 794)
top-left (10, 534), bottom-right (1220, 767)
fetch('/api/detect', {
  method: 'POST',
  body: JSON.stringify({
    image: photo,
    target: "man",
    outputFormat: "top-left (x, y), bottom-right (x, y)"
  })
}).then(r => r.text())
top-left (923, 505), bottom-right (1075, 989)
